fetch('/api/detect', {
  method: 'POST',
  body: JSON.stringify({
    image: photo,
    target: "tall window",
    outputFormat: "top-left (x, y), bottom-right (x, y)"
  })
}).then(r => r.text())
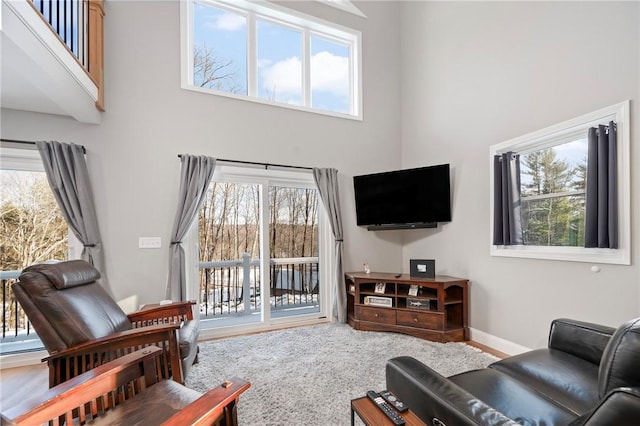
top-left (0, 147), bottom-right (75, 271)
top-left (182, 0), bottom-right (362, 119)
top-left (1, 145), bottom-right (79, 348)
top-left (197, 165), bottom-right (327, 328)
top-left (490, 101), bottom-right (630, 264)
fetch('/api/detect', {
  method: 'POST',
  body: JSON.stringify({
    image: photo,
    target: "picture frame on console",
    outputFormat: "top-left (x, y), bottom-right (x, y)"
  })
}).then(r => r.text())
top-left (410, 259), bottom-right (435, 279)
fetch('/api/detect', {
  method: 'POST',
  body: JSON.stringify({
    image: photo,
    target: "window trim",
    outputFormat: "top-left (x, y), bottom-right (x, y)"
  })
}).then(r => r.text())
top-left (180, 0), bottom-right (362, 120)
top-left (489, 100), bottom-right (630, 265)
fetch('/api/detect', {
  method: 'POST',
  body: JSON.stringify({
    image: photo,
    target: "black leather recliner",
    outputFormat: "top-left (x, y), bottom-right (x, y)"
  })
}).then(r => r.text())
top-left (386, 317), bottom-right (640, 425)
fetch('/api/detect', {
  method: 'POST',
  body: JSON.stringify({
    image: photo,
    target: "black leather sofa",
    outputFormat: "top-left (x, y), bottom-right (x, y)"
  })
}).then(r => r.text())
top-left (386, 318), bottom-right (640, 425)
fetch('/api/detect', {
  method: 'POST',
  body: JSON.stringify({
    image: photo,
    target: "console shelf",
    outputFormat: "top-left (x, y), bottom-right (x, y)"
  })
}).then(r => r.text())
top-left (345, 272), bottom-right (469, 342)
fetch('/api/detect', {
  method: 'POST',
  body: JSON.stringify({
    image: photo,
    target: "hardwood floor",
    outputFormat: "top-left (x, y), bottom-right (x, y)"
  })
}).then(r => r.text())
top-left (0, 340), bottom-right (506, 416)
top-left (0, 362), bottom-right (48, 413)
top-left (465, 340), bottom-right (509, 359)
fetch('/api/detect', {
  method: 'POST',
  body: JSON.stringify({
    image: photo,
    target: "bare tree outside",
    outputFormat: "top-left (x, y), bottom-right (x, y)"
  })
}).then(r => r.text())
top-left (1, 170), bottom-right (68, 335)
top-left (198, 181), bottom-right (319, 316)
top-left (193, 43), bottom-right (243, 94)
top-left (1, 171), bottom-right (67, 270)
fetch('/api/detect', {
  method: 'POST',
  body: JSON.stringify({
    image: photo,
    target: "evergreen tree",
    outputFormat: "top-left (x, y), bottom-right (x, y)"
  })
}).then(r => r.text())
top-left (520, 148), bottom-right (582, 246)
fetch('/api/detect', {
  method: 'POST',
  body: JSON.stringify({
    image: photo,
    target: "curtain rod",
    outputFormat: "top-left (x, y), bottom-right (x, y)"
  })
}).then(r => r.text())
top-left (178, 155), bottom-right (313, 171)
top-left (0, 138), bottom-right (86, 154)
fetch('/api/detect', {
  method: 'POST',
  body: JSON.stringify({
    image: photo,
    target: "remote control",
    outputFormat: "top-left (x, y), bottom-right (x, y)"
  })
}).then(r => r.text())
top-left (380, 390), bottom-right (409, 412)
top-left (367, 390), bottom-right (405, 425)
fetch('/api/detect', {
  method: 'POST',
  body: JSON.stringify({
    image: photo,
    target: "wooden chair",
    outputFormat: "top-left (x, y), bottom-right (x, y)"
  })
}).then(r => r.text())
top-left (1, 346), bottom-right (251, 426)
top-left (12, 260), bottom-right (199, 386)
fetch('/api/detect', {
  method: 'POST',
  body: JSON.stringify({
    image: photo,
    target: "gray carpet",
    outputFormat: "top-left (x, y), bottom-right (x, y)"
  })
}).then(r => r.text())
top-left (186, 323), bottom-right (497, 426)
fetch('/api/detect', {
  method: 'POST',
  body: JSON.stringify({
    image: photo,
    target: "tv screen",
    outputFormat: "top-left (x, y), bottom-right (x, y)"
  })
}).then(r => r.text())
top-left (353, 164), bottom-right (451, 229)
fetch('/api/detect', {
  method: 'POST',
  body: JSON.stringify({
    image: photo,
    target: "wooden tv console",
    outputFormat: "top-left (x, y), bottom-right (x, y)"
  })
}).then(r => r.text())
top-left (345, 272), bottom-right (469, 342)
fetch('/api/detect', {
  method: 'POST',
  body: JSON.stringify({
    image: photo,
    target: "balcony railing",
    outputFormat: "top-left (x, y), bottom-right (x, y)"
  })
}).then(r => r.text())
top-left (0, 256), bottom-right (319, 353)
top-left (0, 270), bottom-right (31, 342)
top-left (200, 254), bottom-right (319, 317)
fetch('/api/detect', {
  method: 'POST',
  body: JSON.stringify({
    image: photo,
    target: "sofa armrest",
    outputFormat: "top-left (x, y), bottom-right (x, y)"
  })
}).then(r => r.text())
top-left (386, 356), bottom-right (519, 426)
top-left (128, 300), bottom-right (196, 325)
top-left (549, 318), bottom-right (616, 365)
top-left (43, 323), bottom-right (179, 360)
top-left (43, 323), bottom-right (183, 386)
top-left (2, 346), bottom-right (164, 426)
top-left (161, 377), bottom-right (251, 426)
top-left (569, 387), bottom-right (640, 426)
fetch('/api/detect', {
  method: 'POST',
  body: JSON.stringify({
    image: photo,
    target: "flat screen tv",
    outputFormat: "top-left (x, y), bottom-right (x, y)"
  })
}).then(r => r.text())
top-left (353, 164), bottom-right (451, 230)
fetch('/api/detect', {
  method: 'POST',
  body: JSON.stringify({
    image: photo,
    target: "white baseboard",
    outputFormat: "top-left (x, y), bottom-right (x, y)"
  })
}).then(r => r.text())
top-left (469, 327), bottom-right (531, 356)
top-left (0, 350), bottom-right (47, 370)
top-left (199, 317), bottom-right (329, 341)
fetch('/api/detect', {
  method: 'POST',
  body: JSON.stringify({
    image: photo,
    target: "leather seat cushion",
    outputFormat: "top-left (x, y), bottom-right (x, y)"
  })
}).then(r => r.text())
top-left (449, 368), bottom-right (578, 426)
top-left (91, 380), bottom-right (202, 425)
top-left (178, 318), bottom-right (199, 359)
top-left (490, 348), bottom-right (599, 415)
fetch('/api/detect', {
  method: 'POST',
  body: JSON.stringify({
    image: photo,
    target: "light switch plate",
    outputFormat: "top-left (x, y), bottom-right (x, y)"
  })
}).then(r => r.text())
top-left (139, 237), bottom-right (161, 249)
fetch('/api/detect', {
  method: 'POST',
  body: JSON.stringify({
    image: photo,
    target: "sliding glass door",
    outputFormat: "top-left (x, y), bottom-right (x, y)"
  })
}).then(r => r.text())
top-left (198, 166), bottom-right (323, 329)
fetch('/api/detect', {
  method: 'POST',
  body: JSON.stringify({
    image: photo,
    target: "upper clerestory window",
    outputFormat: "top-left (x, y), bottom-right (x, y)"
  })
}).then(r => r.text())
top-left (181, 0), bottom-right (362, 120)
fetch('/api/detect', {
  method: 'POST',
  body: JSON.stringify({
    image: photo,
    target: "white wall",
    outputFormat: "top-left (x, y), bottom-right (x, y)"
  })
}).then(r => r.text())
top-left (399, 1), bottom-right (640, 349)
top-left (1, 0), bottom-right (403, 304)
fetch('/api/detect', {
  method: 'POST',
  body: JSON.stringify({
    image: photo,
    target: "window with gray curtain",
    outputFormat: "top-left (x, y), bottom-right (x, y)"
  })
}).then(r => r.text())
top-left (493, 123), bottom-right (618, 250)
top-left (490, 101), bottom-right (629, 264)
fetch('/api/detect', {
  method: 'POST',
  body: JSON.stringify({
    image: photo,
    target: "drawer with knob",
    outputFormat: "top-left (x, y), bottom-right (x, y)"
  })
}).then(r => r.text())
top-left (396, 310), bottom-right (444, 330)
top-left (356, 305), bottom-right (395, 325)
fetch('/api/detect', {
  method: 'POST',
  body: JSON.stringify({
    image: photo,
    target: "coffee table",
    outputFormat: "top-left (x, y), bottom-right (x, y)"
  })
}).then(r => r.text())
top-left (351, 396), bottom-right (426, 426)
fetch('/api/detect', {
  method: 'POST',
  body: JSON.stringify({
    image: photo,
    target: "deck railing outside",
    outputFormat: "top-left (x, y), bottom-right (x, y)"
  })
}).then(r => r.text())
top-left (200, 254), bottom-right (319, 317)
top-left (0, 270), bottom-right (30, 341)
top-left (0, 256), bottom-right (319, 350)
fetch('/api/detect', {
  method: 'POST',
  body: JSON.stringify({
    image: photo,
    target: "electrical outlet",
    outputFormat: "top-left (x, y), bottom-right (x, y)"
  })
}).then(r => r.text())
top-left (138, 237), bottom-right (161, 249)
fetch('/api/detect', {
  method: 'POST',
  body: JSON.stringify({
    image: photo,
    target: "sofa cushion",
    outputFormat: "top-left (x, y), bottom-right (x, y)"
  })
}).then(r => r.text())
top-left (449, 368), bottom-right (578, 426)
top-left (490, 348), bottom-right (599, 415)
top-left (548, 318), bottom-right (615, 365)
top-left (92, 380), bottom-right (202, 425)
top-left (178, 318), bottom-right (199, 359)
top-left (598, 317), bottom-right (640, 398)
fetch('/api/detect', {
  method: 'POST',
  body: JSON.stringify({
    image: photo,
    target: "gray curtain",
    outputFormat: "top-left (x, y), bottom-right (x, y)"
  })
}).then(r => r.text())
top-left (36, 141), bottom-right (110, 293)
top-left (313, 168), bottom-right (346, 323)
top-left (585, 122), bottom-right (617, 248)
top-left (166, 155), bottom-right (216, 301)
top-left (493, 151), bottom-right (523, 245)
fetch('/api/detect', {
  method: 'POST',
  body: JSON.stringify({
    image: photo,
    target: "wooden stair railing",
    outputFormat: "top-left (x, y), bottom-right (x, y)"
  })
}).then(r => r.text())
top-left (28, 0), bottom-right (105, 111)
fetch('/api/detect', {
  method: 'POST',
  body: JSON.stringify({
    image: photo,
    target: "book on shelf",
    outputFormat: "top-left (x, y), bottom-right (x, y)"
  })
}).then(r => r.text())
top-left (364, 296), bottom-right (393, 307)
